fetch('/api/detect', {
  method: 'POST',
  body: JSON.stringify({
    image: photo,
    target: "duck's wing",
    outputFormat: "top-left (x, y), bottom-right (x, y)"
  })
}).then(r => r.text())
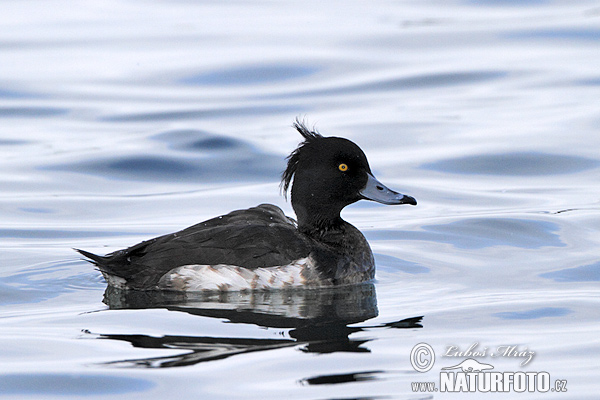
top-left (77, 204), bottom-right (311, 289)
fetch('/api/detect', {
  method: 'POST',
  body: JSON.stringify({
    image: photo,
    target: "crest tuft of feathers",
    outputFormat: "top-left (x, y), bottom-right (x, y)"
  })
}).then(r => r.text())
top-left (281, 119), bottom-right (323, 198)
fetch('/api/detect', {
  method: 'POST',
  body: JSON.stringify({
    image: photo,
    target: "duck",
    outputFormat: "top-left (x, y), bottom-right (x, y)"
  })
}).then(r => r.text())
top-left (77, 120), bottom-right (416, 291)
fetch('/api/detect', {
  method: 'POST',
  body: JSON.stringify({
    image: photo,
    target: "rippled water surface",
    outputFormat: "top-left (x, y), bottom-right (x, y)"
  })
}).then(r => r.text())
top-left (1, 1), bottom-right (599, 399)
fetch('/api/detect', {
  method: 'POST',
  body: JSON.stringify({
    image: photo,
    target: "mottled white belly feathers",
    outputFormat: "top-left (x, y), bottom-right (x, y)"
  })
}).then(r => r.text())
top-left (154, 256), bottom-right (324, 291)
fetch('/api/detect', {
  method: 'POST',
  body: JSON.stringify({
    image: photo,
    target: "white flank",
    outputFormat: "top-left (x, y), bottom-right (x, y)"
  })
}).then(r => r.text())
top-left (102, 273), bottom-right (128, 289)
top-left (157, 257), bottom-right (320, 291)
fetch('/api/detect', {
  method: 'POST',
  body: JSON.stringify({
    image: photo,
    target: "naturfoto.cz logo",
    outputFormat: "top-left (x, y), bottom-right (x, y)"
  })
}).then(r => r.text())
top-left (409, 342), bottom-right (567, 393)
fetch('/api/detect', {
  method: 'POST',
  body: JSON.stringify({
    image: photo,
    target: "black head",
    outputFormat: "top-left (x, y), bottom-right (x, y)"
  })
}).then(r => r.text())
top-left (281, 120), bottom-right (416, 230)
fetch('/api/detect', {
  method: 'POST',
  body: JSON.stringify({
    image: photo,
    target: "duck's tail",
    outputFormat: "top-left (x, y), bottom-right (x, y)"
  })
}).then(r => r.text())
top-left (75, 248), bottom-right (133, 289)
top-left (74, 248), bottom-right (108, 266)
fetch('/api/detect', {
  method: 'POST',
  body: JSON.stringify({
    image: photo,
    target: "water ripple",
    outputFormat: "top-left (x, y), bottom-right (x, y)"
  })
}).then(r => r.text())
top-left (494, 307), bottom-right (572, 320)
top-left (0, 374), bottom-right (154, 395)
top-left (100, 104), bottom-right (298, 122)
top-left (267, 70), bottom-right (506, 99)
top-left (369, 218), bottom-right (565, 249)
top-left (0, 107), bottom-right (68, 118)
top-left (44, 131), bottom-right (283, 183)
top-left (180, 64), bottom-right (320, 86)
top-left (374, 253), bottom-right (430, 274)
top-left (49, 154), bottom-right (282, 183)
top-left (508, 28), bottom-right (600, 41)
top-left (540, 262), bottom-right (600, 282)
top-left (423, 152), bottom-right (599, 176)
top-left (152, 129), bottom-right (248, 153)
top-left (0, 260), bottom-right (105, 306)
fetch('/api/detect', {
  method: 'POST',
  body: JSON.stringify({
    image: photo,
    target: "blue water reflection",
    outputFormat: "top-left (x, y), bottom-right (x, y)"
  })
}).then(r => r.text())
top-left (0, 106), bottom-right (68, 118)
top-left (152, 129), bottom-right (253, 153)
top-left (468, 0), bottom-right (549, 5)
top-left (0, 374), bottom-right (154, 395)
top-left (494, 307), bottom-right (572, 320)
top-left (369, 218), bottom-right (564, 249)
top-left (0, 261), bottom-right (104, 306)
top-left (374, 253), bottom-right (430, 274)
top-left (509, 29), bottom-right (600, 41)
top-left (0, 139), bottom-right (29, 145)
top-left (101, 104), bottom-right (298, 122)
top-left (540, 262), bottom-right (600, 282)
top-left (180, 64), bottom-right (320, 86)
top-left (0, 228), bottom-right (138, 239)
top-left (46, 132), bottom-right (283, 183)
top-left (423, 152), bottom-right (599, 176)
top-left (269, 70), bottom-right (506, 99)
top-left (0, 88), bottom-right (34, 99)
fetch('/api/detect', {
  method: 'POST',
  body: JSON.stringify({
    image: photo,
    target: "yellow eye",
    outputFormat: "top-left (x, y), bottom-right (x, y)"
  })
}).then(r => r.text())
top-left (338, 163), bottom-right (348, 172)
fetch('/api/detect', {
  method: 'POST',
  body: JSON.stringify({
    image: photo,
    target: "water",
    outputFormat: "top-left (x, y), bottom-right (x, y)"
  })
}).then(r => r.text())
top-left (1, 0), bottom-right (599, 398)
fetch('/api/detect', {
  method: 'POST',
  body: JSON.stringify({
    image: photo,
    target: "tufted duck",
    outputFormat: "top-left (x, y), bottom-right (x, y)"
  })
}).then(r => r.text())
top-left (77, 121), bottom-right (416, 291)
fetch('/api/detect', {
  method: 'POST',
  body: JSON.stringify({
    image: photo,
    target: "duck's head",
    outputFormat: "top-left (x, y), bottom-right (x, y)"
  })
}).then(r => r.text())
top-left (282, 120), bottom-right (416, 230)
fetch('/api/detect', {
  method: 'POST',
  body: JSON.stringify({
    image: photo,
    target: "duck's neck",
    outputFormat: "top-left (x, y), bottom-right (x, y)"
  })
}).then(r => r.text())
top-left (293, 203), bottom-right (346, 235)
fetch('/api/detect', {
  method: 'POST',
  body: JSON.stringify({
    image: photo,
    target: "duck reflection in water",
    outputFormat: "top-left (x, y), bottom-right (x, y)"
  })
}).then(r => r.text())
top-left (87, 284), bottom-right (422, 368)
